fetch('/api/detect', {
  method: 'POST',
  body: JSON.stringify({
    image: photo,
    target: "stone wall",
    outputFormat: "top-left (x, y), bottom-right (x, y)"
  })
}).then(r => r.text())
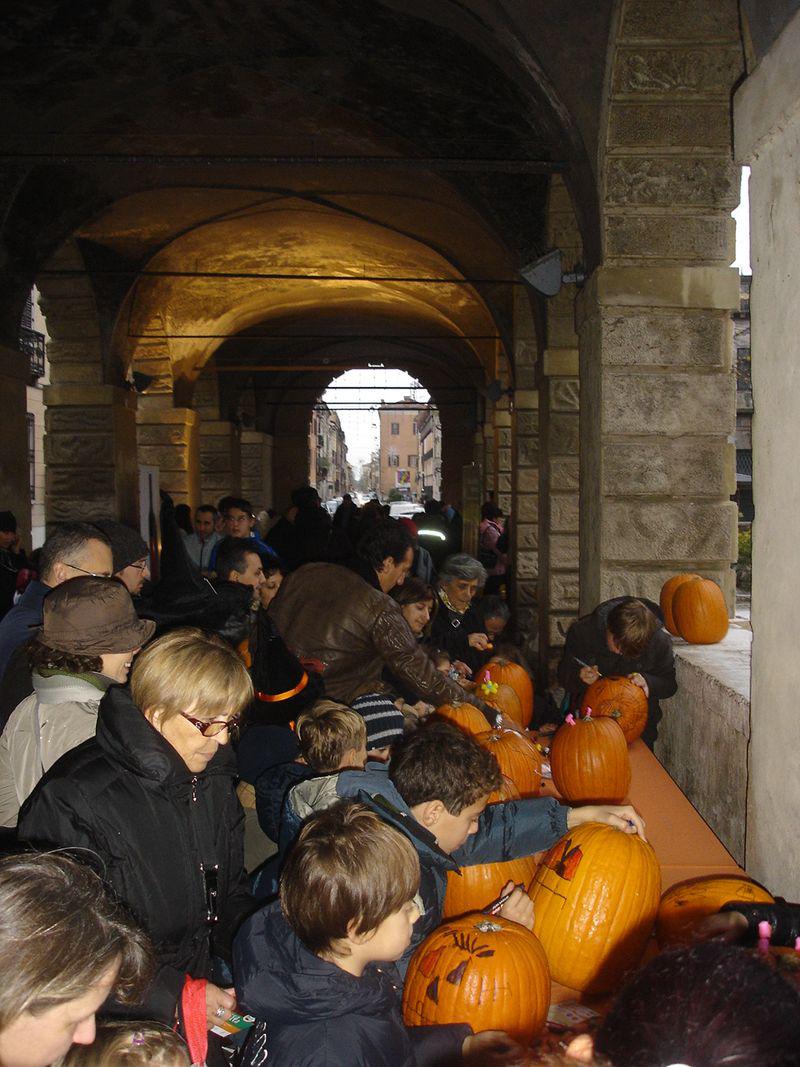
top-left (734, 7), bottom-right (800, 899)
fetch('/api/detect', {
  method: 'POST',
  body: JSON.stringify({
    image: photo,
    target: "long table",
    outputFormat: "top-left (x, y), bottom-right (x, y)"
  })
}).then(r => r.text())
top-left (539, 738), bottom-right (746, 1005)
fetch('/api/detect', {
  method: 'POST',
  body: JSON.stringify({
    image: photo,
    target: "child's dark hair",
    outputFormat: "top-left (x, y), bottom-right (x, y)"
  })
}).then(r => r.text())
top-left (389, 719), bottom-right (501, 814)
top-left (281, 802), bottom-right (420, 956)
top-left (595, 942), bottom-right (800, 1067)
top-left (425, 646), bottom-right (450, 668)
top-left (606, 599), bottom-right (660, 658)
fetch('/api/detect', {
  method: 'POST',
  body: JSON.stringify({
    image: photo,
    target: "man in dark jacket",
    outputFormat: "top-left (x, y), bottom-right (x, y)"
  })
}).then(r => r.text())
top-left (557, 596), bottom-right (677, 748)
top-left (0, 511), bottom-right (26, 620)
top-left (271, 519), bottom-right (490, 716)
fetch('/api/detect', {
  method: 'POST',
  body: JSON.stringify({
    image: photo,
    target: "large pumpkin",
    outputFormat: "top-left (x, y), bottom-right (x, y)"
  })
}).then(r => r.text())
top-left (403, 913), bottom-right (550, 1042)
top-left (657, 874), bottom-right (774, 947)
top-left (484, 659), bottom-right (534, 728)
top-left (660, 573), bottom-right (701, 636)
top-left (529, 823), bottom-right (660, 993)
top-left (549, 714), bottom-right (630, 804)
top-left (434, 702), bottom-right (492, 737)
top-left (475, 729), bottom-right (543, 797)
top-left (443, 854), bottom-right (539, 918)
top-left (580, 676), bottom-right (649, 745)
top-left (671, 576), bottom-right (729, 644)
top-left (479, 675), bottom-right (523, 726)
top-left (486, 773), bottom-right (520, 806)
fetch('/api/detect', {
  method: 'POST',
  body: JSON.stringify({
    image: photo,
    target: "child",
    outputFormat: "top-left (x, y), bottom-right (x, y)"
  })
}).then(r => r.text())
top-left (287, 719), bottom-right (646, 973)
top-left (255, 700), bottom-right (367, 843)
top-left (351, 692), bottom-right (406, 763)
top-left (56, 1022), bottom-right (189, 1065)
top-left (234, 802), bottom-right (523, 1066)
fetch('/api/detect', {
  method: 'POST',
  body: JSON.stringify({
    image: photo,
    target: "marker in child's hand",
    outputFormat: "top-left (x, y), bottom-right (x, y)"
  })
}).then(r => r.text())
top-left (484, 883), bottom-right (526, 915)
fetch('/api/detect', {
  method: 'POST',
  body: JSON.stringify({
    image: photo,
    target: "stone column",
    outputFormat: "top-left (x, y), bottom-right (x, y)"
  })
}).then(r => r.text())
top-left (241, 429), bottom-right (274, 508)
top-left (735, 8), bottom-right (800, 899)
top-left (538, 349), bottom-right (580, 673)
top-left (272, 432), bottom-right (309, 510)
top-left (576, 267), bottom-right (739, 611)
top-left (199, 420), bottom-right (242, 503)
top-left (512, 388), bottom-right (539, 659)
top-left (136, 399), bottom-right (201, 510)
top-left (45, 384), bottom-right (139, 525)
top-left (492, 403), bottom-right (512, 515)
top-left (0, 345), bottom-right (32, 546)
top-left (482, 422), bottom-right (496, 498)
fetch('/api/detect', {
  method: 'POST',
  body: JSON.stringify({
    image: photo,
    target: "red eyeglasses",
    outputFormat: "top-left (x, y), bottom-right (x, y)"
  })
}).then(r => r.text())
top-left (180, 712), bottom-right (241, 737)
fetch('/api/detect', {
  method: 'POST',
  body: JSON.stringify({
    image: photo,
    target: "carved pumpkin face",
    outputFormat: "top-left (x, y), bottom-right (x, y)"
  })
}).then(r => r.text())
top-left (529, 823), bottom-right (661, 993)
top-left (403, 914), bottom-right (550, 1042)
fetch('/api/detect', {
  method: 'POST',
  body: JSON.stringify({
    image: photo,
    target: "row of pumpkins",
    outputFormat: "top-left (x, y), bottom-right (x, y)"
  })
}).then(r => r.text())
top-left (408, 660), bottom-right (770, 1042)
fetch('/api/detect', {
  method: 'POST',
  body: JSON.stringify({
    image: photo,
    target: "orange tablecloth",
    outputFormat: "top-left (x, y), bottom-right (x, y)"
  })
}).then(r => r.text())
top-left (538, 738), bottom-right (745, 1005)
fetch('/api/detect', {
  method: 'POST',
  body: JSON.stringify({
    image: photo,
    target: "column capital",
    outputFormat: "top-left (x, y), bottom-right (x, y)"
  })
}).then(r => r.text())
top-left (575, 265), bottom-right (740, 328)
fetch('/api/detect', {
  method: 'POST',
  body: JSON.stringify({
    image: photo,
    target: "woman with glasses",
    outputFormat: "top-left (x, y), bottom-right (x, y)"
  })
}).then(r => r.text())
top-left (19, 628), bottom-right (254, 1066)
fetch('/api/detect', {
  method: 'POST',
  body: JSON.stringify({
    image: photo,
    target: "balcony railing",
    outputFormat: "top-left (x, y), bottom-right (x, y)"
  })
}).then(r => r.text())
top-left (20, 327), bottom-right (45, 380)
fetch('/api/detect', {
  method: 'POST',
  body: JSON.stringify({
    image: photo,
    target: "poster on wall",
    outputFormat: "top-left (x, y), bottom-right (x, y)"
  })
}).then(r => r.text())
top-left (396, 469), bottom-right (411, 486)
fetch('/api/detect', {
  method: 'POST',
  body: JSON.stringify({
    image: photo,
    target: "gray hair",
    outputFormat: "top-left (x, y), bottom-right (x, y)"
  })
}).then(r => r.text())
top-left (438, 554), bottom-right (487, 584)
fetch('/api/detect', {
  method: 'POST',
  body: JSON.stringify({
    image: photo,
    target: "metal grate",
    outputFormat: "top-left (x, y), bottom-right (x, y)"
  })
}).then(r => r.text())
top-left (20, 327), bottom-right (46, 380)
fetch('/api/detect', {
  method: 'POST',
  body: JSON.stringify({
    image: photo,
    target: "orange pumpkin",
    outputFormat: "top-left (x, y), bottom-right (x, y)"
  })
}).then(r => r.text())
top-left (475, 729), bottom-right (543, 797)
top-left (657, 875), bottom-right (774, 947)
top-left (529, 823), bottom-right (661, 993)
top-left (660, 573), bottom-right (701, 636)
top-left (434, 702), bottom-right (491, 737)
top-left (549, 714), bottom-right (630, 804)
top-left (671, 576), bottom-right (729, 644)
top-left (478, 676), bottom-right (523, 726)
top-left (403, 913), bottom-right (550, 1042)
top-left (443, 854), bottom-right (539, 918)
top-left (484, 659), bottom-right (534, 728)
top-left (581, 676), bottom-right (649, 744)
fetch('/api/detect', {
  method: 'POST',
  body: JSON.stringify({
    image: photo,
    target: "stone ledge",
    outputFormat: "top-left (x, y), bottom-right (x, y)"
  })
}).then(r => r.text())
top-left (656, 626), bottom-right (751, 862)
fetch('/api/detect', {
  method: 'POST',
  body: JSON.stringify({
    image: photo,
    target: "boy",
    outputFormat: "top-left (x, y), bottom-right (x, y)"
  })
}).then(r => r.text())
top-left (285, 719), bottom-right (646, 972)
top-left (234, 803), bottom-right (522, 1066)
top-left (352, 692), bottom-right (406, 763)
top-left (255, 700), bottom-right (367, 844)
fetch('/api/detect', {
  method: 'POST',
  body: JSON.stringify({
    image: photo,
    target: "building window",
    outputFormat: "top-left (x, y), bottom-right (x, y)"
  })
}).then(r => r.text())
top-left (390, 422), bottom-right (400, 435)
top-left (408, 455), bottom-right (418, 467)
top-left (26, 413), bottom-right (35, 500)
top-left (412, 420), bottom-right (418, 434)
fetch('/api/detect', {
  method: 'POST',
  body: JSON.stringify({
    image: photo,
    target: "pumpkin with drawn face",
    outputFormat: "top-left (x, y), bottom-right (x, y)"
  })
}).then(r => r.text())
top-left (529, 823), bottom-right (660, 993)
top-left (402, 913), bottom-right (550, 1042)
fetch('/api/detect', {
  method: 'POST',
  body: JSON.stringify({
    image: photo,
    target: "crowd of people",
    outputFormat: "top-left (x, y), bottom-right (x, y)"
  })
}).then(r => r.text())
top-left (0, 491), bottom-right (797, 1066)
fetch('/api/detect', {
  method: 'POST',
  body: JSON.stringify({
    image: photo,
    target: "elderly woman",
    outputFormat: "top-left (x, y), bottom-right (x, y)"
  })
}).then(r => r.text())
top-left (0, 576), bottom-right (154, 828)
top-left (19, 628), bottom-right (254, 1064)
top-left (429, 554), bottom-right (491, 672)
top-left (0, 852), bottom-right (152, 1067)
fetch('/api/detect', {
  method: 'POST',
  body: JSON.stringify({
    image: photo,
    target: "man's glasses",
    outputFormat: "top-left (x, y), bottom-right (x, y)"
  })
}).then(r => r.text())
top-left (128, 559), bottom-right (149, 571)
top-left (65, 562), bottom-right (114, 579)
top-left (180, 711), bottom-right (240, 737)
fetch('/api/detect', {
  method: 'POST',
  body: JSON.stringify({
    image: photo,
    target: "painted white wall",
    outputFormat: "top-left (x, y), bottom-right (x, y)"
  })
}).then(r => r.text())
top-left (735, 8), bottom-right (800, 898)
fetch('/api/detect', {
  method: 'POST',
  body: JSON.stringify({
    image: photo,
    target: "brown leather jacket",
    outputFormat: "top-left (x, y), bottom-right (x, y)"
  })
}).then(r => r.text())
top-left (270, 562), bottom-right (488, 714)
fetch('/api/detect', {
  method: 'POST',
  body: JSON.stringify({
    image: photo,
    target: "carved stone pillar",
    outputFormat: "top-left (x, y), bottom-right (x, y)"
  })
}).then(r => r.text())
top-left (538, 349), bottom-right (580, 673)
top-left (137, 399), bottom-right (201, 510)
top-left (576, 266), bottom-right (738, 611)
top-left (512, 388), bottom-right (539, 658)
top-left (0, 345), bottom-right (33, 545)
top-left (241, 429), bottom-right (274, 508)
top-left (199, 420), bottom-right (242, 503)
top-left (492, 403), bottom-right (512, 516)
top-left (45, 384), bottom-right (139, 524)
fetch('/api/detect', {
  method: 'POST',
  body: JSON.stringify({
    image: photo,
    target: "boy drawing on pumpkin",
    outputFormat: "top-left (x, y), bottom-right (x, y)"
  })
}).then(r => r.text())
top-left (282, 718), bottom-right (646, 974)
top-left (234, 802), bottom-right (526, 1066)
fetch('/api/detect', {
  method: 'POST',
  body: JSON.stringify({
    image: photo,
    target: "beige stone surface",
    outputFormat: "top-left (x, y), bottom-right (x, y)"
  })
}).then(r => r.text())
top-left (609, 103), bottom-right (732, 150)
top-left (602, 370), bottom-right (735, 435)
top-left (542, 348), bottom-right (579, 376)
top-left (602, 437), bottom-right (734, 497)
top-left (550, 533), bottom-right (579, 569)
top-left (613, 45), bottom-right (743, 98)
top-left (606, 157), bottom-right (739, 208)
top-left (550, 571), bottom-right (580, 611)
top-left (549, 456), bottom-right (580, 491)
top-left (621, 0), bottom-right (740, 40)
top-left (577, 265), bottom-right (740, 316)
top-left (602, 308), bottom-right (730, 368)
top-left (550, 494), bottom-right (580, 533)
top-left (605, 213), bottom-right (735, 263)
top-left (602, 500), bottom-right (738, 563)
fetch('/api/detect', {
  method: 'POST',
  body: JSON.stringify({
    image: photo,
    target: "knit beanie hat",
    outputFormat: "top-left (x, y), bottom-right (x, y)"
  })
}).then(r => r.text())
top-left (351, 693), bottom-right (406, 749)
top-left (92, 519), bottom-right (148, 572)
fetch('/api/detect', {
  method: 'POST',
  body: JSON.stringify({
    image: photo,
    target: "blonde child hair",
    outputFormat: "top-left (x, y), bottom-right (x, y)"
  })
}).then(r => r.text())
top-left (56, 1021), bottom-right (189, 1066)
top-left (296, 700), bottom-right (367, 773)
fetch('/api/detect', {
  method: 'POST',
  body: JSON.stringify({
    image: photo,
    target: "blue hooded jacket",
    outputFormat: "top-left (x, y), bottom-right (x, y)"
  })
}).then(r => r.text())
top-left (285, 766), bottom-right (569, 974)
top-left (233, 901), bottom-right (470, 1066)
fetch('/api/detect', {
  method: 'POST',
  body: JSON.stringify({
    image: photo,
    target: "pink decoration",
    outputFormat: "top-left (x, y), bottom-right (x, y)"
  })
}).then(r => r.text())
top-left (795, 937), bottom-right (800, 954)
top-left (565, 714), bottom-right (576, 726)
top-left (584, 706), bottom-right (592, 719)
top-left (758, 920), bottom-right (772, 954)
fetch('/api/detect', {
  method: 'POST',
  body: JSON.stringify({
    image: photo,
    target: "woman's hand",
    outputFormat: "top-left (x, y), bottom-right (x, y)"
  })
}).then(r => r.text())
top-left (452, 659), bottom-right (473, 678)
top-left (205, 982), bottom-right (236, 1030)
top-left (579, 664), bottom-right (601, 685)
top-left (468, 632), bottom-right (491, 651)
top-left (497, 880), bottom-right (535, 931)
top-left (567, 803), bottom-right (647, 842)
top-left (463, 1030), bottom-right (530, 1064)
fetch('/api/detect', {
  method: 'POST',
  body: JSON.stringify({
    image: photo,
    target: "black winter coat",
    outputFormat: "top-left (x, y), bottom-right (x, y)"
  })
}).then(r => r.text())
top-left (557, 596), bottom-right (677, 746)
top-left (18, 685), bottom-right (253, 1021)
top-left (234, 901), bottom-right (471, 1066)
